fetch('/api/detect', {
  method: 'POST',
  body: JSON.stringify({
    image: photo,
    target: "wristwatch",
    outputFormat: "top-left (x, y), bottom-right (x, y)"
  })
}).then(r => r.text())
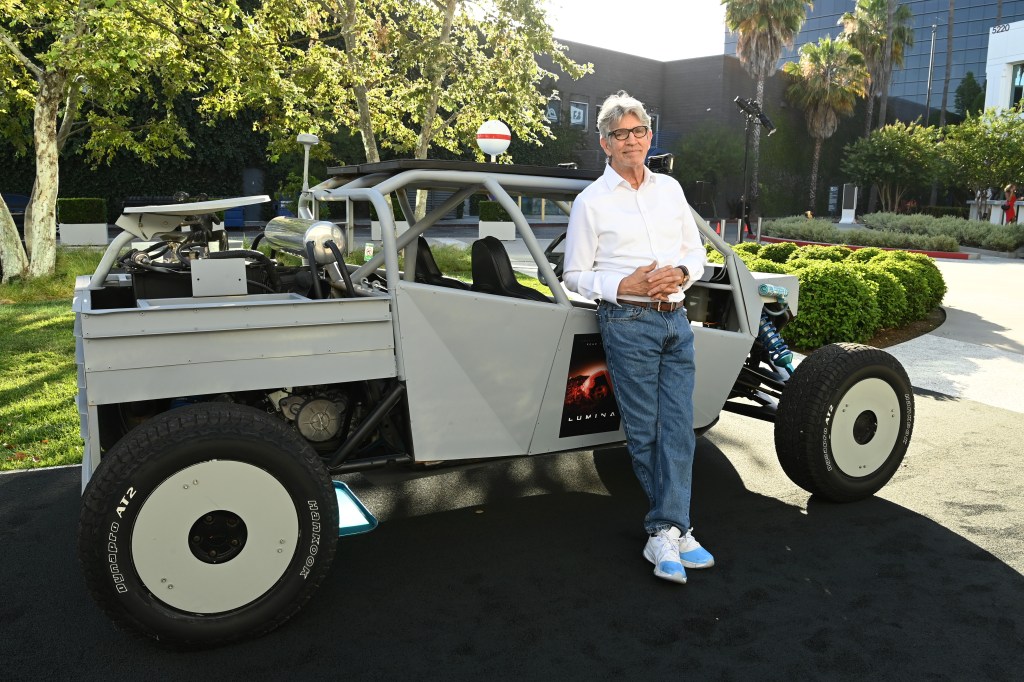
top-left (677, 265), bottom-right (689, 280)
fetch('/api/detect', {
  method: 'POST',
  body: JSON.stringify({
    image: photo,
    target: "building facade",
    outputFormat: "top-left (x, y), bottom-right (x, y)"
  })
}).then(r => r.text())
top-left (984, 18), bottom-right (1024, 108)
top-left (725, 0), bottom-right (1024, 110)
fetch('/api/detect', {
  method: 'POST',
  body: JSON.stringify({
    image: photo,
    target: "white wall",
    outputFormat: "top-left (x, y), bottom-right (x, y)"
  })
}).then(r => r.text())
top-left (984, 20), bottom-right (1024, 110)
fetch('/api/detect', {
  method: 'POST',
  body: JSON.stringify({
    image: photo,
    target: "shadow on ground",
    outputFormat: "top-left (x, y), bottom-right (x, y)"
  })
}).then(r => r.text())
top-left (2, 438), bottom-right (1022, 680)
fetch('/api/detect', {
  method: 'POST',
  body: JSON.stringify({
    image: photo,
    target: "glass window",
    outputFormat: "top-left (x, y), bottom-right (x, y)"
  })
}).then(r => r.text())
top-left (569, 101), bottom-right (588, 129)
top-left (1012, 64), bottom-right (1024, 108)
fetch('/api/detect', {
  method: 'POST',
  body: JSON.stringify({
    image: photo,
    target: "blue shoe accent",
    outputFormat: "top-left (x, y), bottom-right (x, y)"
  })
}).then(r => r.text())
top-left (656, 561), bottom-right (687, 583)
top-left (680, 546), bottom-right (715, 569)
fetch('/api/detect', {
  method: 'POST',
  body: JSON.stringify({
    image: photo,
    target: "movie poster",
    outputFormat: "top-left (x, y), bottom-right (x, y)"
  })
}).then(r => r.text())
top-left (559, 334), bottom-right (621, 438)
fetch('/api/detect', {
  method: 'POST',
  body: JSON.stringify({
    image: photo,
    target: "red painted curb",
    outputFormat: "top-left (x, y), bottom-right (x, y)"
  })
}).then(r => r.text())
top-left (756, 235), bottom-right (972, 260)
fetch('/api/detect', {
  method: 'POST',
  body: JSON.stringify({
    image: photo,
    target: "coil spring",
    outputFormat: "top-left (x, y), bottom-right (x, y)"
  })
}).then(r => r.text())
top-left (758, 312), bottom-right (794, 372)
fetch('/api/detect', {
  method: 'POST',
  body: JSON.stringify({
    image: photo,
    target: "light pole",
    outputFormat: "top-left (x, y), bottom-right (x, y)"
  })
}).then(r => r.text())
top-left (924, 23), bottom-right (937, 122)
top-left (734, 97), bottom-right (775, 241)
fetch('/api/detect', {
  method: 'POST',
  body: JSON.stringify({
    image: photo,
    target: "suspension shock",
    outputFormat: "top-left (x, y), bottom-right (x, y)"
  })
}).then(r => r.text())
top-left (757, 311), bottom-right (795, 374)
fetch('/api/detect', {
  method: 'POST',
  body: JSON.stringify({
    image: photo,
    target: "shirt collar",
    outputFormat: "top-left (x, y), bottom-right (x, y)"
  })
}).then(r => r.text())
top-left (602, 162), bottom-right (655, 191)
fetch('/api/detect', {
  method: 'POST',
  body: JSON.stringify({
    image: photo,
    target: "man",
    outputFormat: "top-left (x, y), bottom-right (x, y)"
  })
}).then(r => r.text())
top-left (563, 91), bottom-right (712, 584)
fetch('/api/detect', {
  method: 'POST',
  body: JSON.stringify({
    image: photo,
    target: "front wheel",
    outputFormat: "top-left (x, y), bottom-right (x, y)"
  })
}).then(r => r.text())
top-left (78, 403), bottom-right (338, 647)
top-left (775, 343), bottom-right (914, 502)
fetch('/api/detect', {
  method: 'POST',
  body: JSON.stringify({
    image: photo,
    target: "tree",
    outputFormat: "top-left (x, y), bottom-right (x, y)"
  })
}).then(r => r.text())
top-left (840, 0), bottom-right (914, 136)
top-left (0, 1), bottom-right (218, 282)
top-left (938, 107), bottom-right (1024, 200)
top-left (201, 0), bottom-right (590, 217)
top-left (723, 0), bottom-right (812, 218)
top-left (784, 36), bottom-right (868, 211)
top-left (841, 121), bottom-right (939, 212)
top-left (954, 72), bottom-right (985, 118)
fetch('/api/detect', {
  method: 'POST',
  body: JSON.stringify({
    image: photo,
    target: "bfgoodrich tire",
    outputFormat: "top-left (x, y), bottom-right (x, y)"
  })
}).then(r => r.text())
top-left (775, 343), bottom-right (914, 502)
top-left (78, 403), bottom-right (338, 647)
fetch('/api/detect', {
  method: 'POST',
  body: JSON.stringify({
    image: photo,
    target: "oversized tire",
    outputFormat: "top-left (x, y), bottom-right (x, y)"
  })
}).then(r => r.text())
top-left (775, 343), bottom-right (914, 502)
top-left (78, 403), bottom-right (338, 647)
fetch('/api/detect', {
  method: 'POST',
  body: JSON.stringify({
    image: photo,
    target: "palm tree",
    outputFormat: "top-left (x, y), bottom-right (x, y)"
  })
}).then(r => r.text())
top-left (783, 36), bottom-right (868, 210)
top-left (840, 0), bottom-right (914, 136)
top-left (724, 0), bottom-right (811, 218)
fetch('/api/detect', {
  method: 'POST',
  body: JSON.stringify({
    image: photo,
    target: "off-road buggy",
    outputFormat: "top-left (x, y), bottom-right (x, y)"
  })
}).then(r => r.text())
top-left (75, 151), bottom-right (914, 646)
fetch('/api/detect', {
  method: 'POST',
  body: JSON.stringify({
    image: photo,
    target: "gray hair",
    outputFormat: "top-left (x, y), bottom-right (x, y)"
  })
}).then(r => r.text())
top-left (597, 90), bottom-right (651, 138)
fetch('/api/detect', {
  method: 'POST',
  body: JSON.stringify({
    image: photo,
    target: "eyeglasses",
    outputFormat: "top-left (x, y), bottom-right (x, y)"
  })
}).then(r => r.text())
top-left (607, 125), bottom-right (650, 141)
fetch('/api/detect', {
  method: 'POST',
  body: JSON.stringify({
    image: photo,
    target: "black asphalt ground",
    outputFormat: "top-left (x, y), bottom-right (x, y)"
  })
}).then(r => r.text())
top-left (2, 387), bottom-right (1023, 680)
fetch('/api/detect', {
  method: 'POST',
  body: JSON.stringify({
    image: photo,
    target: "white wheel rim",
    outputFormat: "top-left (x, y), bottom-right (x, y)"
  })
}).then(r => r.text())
top-left (830, 378), bottom-right (902, 478)
top-left (132, 460), bottom-right (299, 614)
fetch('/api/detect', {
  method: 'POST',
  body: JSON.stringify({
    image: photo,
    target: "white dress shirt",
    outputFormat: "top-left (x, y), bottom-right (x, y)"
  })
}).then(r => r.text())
top-left (563, 163), bottom-right (706, 305)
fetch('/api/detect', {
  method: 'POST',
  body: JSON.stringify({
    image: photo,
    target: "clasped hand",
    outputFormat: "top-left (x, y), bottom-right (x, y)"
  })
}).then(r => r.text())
top-left (618, 262), bottom-right (687, 301)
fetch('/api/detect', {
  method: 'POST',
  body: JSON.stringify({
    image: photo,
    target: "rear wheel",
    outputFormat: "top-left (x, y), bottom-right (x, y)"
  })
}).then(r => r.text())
top-left (78, 403), bottom-right (338, 647)
top-left (775, 343), bottom-right (914, 502)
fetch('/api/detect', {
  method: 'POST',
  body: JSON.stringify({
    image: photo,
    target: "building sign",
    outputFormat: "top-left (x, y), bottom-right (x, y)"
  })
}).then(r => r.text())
top-left (546, 101), bottom-right (560, 123)
top-left (569, 101), bottom-right (587, 128)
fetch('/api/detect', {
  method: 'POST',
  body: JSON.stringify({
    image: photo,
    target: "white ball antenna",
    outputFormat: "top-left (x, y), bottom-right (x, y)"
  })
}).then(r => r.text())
top-left (476, 120), bottom-right (511, 162)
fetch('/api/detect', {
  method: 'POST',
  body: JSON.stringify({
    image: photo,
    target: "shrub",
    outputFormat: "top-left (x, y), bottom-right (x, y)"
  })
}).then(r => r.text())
top-left (479, 200), bottom-right (512, 222)
top-left (797, 244), bottom-right (851, 262)
top-left (745, 257), bottom-right (789, 274)
top-left (705, 241), bottom-right (725, 264)
top-left (902, 252), bottom-right (946, 308)
top-left (57, 198), bottom-right (107, 223)
top-left (781, 262), bottom-right (881, 348)
top-left (850, 264), bottom-right (909, 329)
top-left (981, 226), bottom-right (1024, 252)
top-left (847, 247), bottom-right (885, 262)
top-left (732, 241), bottom-right (762, 256)
top-left (759, 241), bottom-right (799, 263)
top-left (870, 254), bottom-right (933, 322)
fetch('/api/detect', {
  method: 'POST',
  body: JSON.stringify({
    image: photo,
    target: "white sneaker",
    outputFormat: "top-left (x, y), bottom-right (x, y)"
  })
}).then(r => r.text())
top-left (643, 527), bottom-right (687, 584)
top-left (679, 529), bottom-right (715, 569)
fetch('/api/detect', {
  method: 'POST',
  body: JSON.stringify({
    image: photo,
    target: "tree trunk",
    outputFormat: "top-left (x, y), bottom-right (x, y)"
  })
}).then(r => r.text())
top-left (876, 0), bottom-right (896, 132)
top-left (808, 138), bottom-right (823, 211)
top-left (939, 1), bottom-right (954, 128)
top-left (353, 83), bottom-right (381, 164)
top-left (863, 95), bottom-right (876, 137)
top-left (0, 198), bottom-right (29, 283)
top-left (749, 78), bottom-right (765, 218)
top-left (26, 71), bottom-right (63, 279)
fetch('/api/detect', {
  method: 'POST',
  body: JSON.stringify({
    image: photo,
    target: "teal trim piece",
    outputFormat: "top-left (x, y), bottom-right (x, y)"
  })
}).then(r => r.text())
top-left (333, 481), bottom-right (378, 536)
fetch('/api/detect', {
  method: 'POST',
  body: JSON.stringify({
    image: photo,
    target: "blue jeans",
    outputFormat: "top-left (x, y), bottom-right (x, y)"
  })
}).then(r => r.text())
top-left (597, 302), bottom-right (696, 534)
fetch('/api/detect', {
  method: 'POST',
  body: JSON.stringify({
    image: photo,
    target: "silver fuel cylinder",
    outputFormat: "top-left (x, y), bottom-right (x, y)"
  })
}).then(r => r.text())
top-left (264, 217), bottom-right (345, 264)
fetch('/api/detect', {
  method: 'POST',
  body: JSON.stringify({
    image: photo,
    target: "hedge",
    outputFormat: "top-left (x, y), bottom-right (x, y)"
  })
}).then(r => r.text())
top-left (479, 200), bottom-right (513, 222)
top-left (713, 240), bottom-right (946, 348)
top-left (56, 198), bottom-right (107, 224)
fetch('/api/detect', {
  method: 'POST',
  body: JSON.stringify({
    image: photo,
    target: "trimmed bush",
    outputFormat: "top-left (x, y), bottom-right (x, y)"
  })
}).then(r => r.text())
top-left (795, 244), bottom-right (851, 262)
top-left (780, 262), bottom-right (881, 348)
top-left (732, 241), bottom-right (762, 256)
top-left (57, 198), bottom-right (107, 223)
top-left (759, 241), bottom-right (799, 263)
top-left (981, 226), bottom-right (1024, 252)
top-left (479, 200), bottom-right (512, 222)
top-left (705, 241), bottom-right (725, 264)
top-left (847, 247), bottom-right (885, 263)
top-left (870, 254), bottom-right (933, 323)
top-left (745, 257), bottom-right (789, 274)
top-left (850, 264), bottom-right (909, 330)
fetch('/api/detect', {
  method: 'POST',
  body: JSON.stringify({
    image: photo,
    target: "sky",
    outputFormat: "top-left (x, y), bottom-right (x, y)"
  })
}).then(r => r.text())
top-left (544, 0), bottom-right (727, 62)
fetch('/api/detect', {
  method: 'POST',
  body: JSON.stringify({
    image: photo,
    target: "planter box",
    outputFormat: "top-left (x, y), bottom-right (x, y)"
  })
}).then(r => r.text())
top-left (59, 223), bottom-right (108, 246)
top-left (371, 220), bottom-right (410, 241)
top-left (479, 221), bottom-right (515, 241)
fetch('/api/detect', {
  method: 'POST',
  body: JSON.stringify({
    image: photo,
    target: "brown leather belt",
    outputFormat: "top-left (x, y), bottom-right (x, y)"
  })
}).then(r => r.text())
top-left (618, 299), bottom-right (684, 312)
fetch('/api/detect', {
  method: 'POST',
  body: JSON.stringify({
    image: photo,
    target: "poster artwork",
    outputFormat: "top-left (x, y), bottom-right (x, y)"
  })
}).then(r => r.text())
top-left (559, 334), bottom-right (621, 438)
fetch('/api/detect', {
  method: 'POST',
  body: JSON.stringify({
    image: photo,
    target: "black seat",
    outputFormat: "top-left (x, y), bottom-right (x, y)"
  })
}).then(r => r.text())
top-left (414, 237), bottom-right (469, 289)
top-left (470, 236), bottom-right (550, 303)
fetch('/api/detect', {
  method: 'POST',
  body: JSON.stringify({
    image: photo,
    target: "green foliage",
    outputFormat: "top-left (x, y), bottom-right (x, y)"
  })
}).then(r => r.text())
top-left (479, 200), bottom-right (512, 222)
top-left (850, 263), bottom-right (908, 329)
top-left (746, 257), bottom-right (789, 274)
top-left (954, 72), bottom-right (985, 117)
top-left (705, 241), bottom-right (725, 264)
top-left (672, 121), bottom-right (744, 189)
top-left (781, 262), bottom-right (880, 348)
top-left (759, 241), bottom-right (800, 263)
top-left (796, 244), bottom-right (852, 262)
top-left (506, 124), bottom-right (587, 167)
top-left (847, 247), bottom-right (884, 262)
top-left (841, 122), bottom-right (940, 212)
top-left (763, 216), bottom-right (842, 243)
top-left (732, 241), bottom-right (763, 256)
top-left (56, 198), bottom-right (107, 223)
top-left (869, 254), bottom-right (933, 322)
top-left (938, 106), bottom-right (1024, 198)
